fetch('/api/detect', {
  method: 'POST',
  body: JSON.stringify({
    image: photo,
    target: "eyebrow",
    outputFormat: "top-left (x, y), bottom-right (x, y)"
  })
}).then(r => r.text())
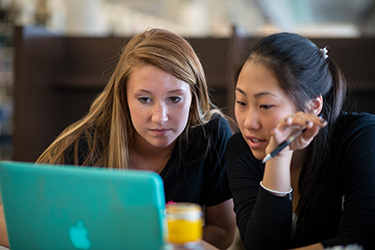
top-left (135, 89), bottom-right (187, 95)
top-left (236, 87), bottom-right (277, 98)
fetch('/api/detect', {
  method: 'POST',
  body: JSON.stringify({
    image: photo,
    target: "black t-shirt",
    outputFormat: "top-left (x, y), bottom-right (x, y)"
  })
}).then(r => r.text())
top-left (225, 112), bottom-right (375, 249)
top-left (160, 115), bottom-right (233, 207)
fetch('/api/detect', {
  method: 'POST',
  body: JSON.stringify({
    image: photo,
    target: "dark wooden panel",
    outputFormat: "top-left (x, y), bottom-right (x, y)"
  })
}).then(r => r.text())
top-left (12, 26), bottom-right (375, 162)
top-left (13, 25), bottom-right (64, 161)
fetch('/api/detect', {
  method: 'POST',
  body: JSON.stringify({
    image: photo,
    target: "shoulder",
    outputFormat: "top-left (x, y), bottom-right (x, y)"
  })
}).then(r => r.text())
top-left (206, 113), bottom-right (231, 131)
top-left (226, 132), bottom-right (255, 163)
top-left (227, 132), bottom-right (248, 151)
top-left (64, 128), bottom-right (101, 166)
top-left (331, 112), bottom-right (375, 170)
top-left (333, 112), bottom-right (375, 138)
top-left (225, 132), bottom-right (263, 177)
top-left (336, 111), bottom-right (375, 126)
top-left (228, 131), bottom-right (245, 143)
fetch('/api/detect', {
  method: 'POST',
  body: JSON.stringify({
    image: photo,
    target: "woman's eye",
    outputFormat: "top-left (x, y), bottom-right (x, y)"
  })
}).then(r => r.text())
top-left (169, 97), bottom-right (182, 103)
top-left (138, 97), bottom-right (150, 104)
top-left (260, 104), bottom-right (274, 109)
top-left (236, 100), bottom-right (246, 106)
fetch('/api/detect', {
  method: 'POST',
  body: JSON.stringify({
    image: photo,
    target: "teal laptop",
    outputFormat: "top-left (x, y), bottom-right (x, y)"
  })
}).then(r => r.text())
top-left (0, 161), bottom-right (167, 250)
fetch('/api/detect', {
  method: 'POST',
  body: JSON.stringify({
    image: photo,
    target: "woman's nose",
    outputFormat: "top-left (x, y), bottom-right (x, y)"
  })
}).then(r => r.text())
top-left (152, 102), bottom-right (168, 124)
top-left (243, 109), bottom-right (260, 130)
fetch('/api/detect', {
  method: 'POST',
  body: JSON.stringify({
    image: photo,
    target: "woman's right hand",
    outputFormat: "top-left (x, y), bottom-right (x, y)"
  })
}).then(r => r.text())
top-left (262, 112), bottom-right (327, 195)
top-left (266, 112), bottom-right (327, 160)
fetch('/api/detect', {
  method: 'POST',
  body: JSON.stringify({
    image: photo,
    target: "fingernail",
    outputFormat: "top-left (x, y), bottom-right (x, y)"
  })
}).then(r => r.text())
top-left (319, 116), bottom-right (326, 123)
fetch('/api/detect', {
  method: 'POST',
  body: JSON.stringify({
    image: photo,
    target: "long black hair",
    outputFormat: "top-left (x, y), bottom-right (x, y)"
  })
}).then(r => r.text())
top-left (234, 32), bottom-right (353, 246)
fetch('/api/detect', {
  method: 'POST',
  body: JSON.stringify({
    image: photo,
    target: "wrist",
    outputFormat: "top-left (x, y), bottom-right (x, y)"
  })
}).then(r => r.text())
top-left (260, 181), bottom-right (293, 199)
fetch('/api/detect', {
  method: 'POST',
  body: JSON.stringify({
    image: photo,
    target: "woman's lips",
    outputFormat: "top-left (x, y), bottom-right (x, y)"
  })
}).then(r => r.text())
top-left (150, 129), bottom-right (170, 136)
top-left (246, 136), bottom-right (267, 149)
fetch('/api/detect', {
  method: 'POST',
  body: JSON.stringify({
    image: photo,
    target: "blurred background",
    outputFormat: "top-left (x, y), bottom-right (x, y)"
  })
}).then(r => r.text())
top-left (0, 0), bottom-right (375, 160)
top-left (2, 0), bottom-right (375, 37)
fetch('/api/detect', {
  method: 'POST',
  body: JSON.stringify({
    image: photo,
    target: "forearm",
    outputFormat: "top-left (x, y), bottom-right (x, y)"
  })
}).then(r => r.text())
top-left (0, 205), bottom-right (9, 247)
top-left (242, 188), bottom-right (292, 249)
top-left (203, 224), bottom-right (234, 250)
top-left (262, 151), bottom-right (293, 194)
top-left (203, 200), bottom-right (236, 250)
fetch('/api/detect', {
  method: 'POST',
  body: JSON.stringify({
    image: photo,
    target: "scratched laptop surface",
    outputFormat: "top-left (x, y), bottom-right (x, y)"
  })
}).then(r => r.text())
top-left (0, 161), bottom-right (166, 250)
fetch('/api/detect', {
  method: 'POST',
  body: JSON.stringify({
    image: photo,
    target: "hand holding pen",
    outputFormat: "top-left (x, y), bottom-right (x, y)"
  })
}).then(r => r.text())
top-left (262, 113), bottom-right (327, 163)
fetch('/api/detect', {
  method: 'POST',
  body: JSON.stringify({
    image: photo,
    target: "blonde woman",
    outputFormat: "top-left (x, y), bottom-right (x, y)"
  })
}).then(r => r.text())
top-left (0, 28), bottom-right (235, 249)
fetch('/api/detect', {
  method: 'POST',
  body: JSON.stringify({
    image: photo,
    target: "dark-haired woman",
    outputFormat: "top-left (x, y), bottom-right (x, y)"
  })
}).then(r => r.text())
top-left (225, 32), bottom-right (375, 249)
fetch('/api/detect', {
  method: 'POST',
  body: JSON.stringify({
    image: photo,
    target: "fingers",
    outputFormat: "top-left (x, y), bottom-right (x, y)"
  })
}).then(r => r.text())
top-left (278, 112), bottom-right (327, 132)
top-left (274, 112), bottom-right (327, 150)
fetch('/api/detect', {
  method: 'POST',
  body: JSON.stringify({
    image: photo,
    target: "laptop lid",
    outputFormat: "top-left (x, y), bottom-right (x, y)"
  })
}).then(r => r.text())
top-left (0, 161), bottom-right (167, 250)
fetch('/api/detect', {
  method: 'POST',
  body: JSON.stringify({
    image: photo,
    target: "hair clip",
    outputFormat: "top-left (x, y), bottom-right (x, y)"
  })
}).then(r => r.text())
top-left (319, 46), bottom-right (328, 59)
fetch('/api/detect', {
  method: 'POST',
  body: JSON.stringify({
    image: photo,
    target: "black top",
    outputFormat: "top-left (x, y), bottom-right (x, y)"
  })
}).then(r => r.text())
top-left (225, 112), bottom-right (375, 249)
top-left (160, 115), bottom-right (233, 207)
top-left (66, 115), bottom-right (233, 208)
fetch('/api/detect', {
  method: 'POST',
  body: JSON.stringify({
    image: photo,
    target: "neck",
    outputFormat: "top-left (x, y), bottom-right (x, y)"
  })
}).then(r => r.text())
top-left (129, 137), bottom-right (177, 173)
top-left (134, 142), bottom-right (175, 160)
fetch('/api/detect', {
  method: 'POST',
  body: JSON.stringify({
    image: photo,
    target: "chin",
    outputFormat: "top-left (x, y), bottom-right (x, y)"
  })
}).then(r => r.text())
top-left (154, 144), bottom-right (173, 149)
top-left (251, 149), bottom-right (265, 161)
top-left (150, 140), bottom-right (175, 149)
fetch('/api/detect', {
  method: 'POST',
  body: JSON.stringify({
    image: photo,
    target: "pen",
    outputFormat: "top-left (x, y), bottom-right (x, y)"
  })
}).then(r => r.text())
top-left (262, 129), bottom-right (304, 163)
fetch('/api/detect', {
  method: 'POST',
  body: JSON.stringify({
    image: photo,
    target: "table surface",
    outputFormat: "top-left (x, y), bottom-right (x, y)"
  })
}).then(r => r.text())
top-left (0, 241), bottom-right (217, 250)
top-left (201, 240), bottom-right (219, 250)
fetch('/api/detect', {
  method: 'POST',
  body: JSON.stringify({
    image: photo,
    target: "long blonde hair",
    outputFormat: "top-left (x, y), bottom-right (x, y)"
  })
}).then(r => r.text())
top-left (37, 28), bottom-right (220, 168)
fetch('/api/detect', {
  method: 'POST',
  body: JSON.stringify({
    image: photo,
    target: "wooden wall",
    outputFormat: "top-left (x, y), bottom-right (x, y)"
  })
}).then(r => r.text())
top-left (12, 26), bottom-right (375, 162)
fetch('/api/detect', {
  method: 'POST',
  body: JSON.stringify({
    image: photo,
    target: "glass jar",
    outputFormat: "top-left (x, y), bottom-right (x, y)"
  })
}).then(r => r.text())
top-left (166, 202), bottom-right (203, 249)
